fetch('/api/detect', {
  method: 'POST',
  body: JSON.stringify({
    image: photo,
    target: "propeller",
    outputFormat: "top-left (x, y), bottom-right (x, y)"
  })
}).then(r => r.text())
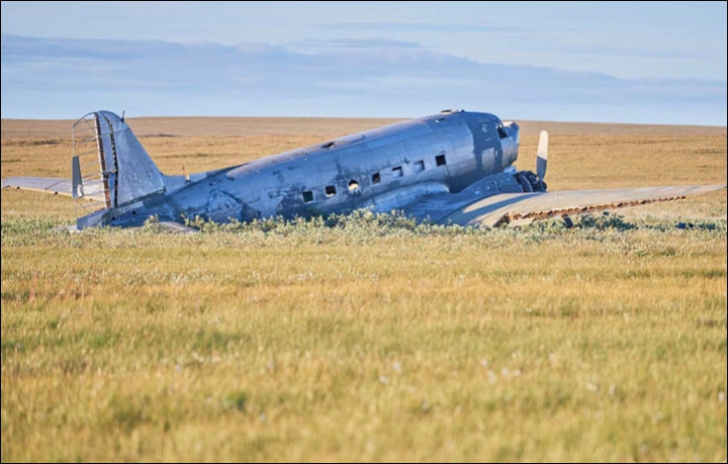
top-left (536, 130), bottom-right (548, 188)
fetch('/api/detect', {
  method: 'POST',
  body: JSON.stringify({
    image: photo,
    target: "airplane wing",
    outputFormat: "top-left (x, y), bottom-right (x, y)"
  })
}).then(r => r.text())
top-left (2, 177), bottom-right (74, 197)
top-left (405, 184), bottom-right (726, 228)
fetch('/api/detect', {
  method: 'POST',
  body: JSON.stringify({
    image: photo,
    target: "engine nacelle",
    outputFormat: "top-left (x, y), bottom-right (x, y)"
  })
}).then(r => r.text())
top-left (514, 170), bottom-right (547, 193)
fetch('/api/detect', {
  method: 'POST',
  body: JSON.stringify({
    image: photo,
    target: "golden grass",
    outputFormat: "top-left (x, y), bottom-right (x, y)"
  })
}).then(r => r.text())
top-left (1, 117), bottom-right (726, 462)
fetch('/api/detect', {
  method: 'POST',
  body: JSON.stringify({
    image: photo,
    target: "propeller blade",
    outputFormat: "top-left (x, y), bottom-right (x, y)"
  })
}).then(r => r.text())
top-left (536, 130), bottom-right (548, 181)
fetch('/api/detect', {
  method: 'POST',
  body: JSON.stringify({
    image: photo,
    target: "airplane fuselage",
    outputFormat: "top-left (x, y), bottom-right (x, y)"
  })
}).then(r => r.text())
top-left (8, 109), bottom-right (721, 230)
top-left (84, 110), bottom-right (522, 227)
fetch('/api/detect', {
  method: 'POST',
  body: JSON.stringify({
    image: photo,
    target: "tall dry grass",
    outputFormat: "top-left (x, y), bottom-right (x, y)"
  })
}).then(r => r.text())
top-left (1, 117), bottom-right (726, 462)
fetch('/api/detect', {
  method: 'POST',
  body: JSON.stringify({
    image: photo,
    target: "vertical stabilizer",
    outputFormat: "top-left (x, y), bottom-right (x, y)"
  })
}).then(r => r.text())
top-left (72, 111), bottom-right (167, 228)
top-left (96, 111), bottom-right (165, 206)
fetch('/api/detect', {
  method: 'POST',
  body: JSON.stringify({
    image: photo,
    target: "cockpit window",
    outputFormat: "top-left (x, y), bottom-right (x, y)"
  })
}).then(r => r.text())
top-left (497, 126), bottom-right (508, 139)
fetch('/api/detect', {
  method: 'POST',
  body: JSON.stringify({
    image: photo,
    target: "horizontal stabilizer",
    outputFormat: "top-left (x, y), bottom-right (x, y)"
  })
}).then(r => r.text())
top-left (2, 177), bottom-right (74, 197)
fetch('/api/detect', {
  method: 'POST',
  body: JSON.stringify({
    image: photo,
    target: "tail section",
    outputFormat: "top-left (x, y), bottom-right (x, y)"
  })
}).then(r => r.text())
top-left (72, 111), bottom-right (171, 228)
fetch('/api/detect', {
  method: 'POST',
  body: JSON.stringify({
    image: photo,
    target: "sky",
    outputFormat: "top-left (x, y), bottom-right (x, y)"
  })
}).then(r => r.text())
top-left (1, 1), bottom-right (726, 125)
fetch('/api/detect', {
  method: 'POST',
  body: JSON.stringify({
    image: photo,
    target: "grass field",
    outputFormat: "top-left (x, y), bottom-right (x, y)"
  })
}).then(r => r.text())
top-left (1, 116), bottom-right (726, 462)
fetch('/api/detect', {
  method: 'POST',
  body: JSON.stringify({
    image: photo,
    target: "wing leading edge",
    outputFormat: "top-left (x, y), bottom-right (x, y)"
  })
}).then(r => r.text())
top-left (434, 184), bottom-right (726, 228)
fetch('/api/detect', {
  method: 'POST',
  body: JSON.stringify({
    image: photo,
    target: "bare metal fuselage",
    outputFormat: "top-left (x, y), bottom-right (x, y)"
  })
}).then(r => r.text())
top-left (5, 109), bottom-right (722, 229)
top-left (90, 110), bottom-right (522, 228)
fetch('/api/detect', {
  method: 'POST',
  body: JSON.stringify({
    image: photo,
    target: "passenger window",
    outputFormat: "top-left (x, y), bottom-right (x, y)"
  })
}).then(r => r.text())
top-left (392, 166), bottom-right (403, 178)
top-left (325, 185), bottom-right (337, 197)
top-left (348, 180), bottom-right (360, 192)
top-left (436, 154), bottom-right (447, 166)
top-left (372, 172), bottom-right (381, 184)
top-left (302, 191), bottom-right (314, 202)
top-left (414, 160), bottom-right (425, 172)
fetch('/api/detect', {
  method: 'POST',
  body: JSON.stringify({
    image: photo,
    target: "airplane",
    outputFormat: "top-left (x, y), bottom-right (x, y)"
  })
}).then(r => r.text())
top-left (1, 109), bottom-right (725, 230)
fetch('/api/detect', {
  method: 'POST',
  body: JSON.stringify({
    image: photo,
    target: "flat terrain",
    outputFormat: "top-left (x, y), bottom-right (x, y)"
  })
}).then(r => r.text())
top-left (1, 116), bottom-right (726, 462)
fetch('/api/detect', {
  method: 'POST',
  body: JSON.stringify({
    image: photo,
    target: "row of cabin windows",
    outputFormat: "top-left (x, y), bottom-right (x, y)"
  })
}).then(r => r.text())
top-left (302, 153), bottom-right (447, 203)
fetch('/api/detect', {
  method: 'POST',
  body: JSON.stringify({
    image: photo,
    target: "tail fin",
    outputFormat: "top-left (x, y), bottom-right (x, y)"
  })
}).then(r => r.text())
top-left (72, 111), bottom-right (168, 227)
top-left (73, 111), bottom-right (165, 208)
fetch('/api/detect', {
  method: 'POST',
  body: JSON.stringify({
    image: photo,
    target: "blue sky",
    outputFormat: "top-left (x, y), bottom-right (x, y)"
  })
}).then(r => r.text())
top-left (1, 1), bottom-right (726, 124)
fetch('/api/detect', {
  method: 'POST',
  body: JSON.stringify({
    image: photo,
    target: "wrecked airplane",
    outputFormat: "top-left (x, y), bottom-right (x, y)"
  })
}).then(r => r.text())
top-left (2, 110), bottom-right (724, 229)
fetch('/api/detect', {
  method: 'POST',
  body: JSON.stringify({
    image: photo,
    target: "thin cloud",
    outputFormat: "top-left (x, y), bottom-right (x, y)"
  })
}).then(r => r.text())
top-left (294, 38), bottom-right (426, 50)
top-left (530, 43), bottom-right (726, 61)
top-left (318, 22), bottom-right (549, 34)
top-left (1, 35), bottom-right (725, 124)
